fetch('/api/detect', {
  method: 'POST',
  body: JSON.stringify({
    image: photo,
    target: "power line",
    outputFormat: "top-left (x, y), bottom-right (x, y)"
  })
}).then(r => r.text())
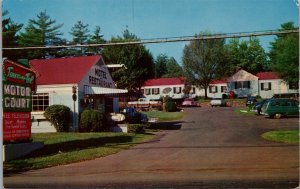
top-left (3, 29), bottom-right (298, 50)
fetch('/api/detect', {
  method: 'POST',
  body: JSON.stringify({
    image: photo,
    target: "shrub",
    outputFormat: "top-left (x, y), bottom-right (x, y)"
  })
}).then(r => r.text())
top-left (163, 96), bottom-right (177, 112)
top-left (222, 93), bottom-right (228, 99)
top-left (80, 109), bottom-right (104, 132)
top-left (44, 105), bottom-right (71, 132)
top-left (127, 124), bottom-right (145, 133)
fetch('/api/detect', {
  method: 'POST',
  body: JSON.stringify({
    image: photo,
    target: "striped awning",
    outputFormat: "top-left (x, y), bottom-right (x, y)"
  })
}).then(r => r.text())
top-left (84, 86), bottom-right (128, 95)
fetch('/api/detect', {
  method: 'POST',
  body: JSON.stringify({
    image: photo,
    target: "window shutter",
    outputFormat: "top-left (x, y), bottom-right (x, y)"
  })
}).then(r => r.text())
top-left (268, 82), bottom-right (271, 90)
top-left (215, 86), bottom-right (218, 93)
top-left (247, 81), bottom-right (250, 89)
top-left (261, 83), bottom-right (264, 90)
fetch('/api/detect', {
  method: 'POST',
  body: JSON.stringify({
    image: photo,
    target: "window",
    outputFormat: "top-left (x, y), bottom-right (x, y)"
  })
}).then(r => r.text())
top-left (173, 87), bottom-right (182, 94)
top-left (152, 88), bottom-right (160, 95)
top-left (209, 86), bottom-right (218, 93)
top-left (221, 86), bottom-right (227, 93)
top-left (145, 89), bottom-right (150, 95)
top-left (235, 81), bottom-right (251, 89)
top-left (261, 82), bottom-right (272, 91)
top-left (289, 82), bottom-right (299, 90)
top-left (32, 93), bottom-right (49, 111)
top-left (191, 87), bottom-right (196, 94)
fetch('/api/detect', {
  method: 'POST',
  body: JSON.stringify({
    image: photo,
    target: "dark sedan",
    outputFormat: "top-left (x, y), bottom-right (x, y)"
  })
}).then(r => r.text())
top-left (252, 99), bottom-right (270, 115)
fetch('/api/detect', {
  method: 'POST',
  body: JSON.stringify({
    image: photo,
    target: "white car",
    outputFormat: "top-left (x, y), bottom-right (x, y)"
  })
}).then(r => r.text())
top-left (210, 98), bottom-right (226, 107)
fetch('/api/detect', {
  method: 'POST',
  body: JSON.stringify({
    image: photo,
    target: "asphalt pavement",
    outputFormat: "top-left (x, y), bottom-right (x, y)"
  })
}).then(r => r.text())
top-left (4, 107), bottom-right (299, 189)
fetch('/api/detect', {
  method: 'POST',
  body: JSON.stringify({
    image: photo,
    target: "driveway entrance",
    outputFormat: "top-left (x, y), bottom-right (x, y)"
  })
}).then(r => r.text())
top-left (4, 107), bottom-right (299, 188)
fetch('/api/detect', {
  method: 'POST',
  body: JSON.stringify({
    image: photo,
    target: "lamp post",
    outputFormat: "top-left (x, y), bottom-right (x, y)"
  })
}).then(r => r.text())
top-left (72, 86), bottom-right (77, 131)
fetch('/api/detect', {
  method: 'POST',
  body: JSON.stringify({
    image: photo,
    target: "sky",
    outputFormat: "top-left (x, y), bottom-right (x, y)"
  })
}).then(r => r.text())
top-left (2, 0), bottom-right (299, 64)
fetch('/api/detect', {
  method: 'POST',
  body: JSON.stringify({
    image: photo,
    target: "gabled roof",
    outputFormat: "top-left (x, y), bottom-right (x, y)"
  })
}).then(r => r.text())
top-left (30, 55), bottom-right (101, 85)
top-left (143, 77), bottom-right (185, 87)
top-left (256, 72), bottom-right (280, 80)
top-left (227, 69), bottom-right (258, 82)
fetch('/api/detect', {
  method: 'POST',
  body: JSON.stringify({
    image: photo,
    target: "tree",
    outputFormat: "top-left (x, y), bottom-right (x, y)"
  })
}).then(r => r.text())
top-left (2, 10), bottom-right (23, 60)
top-left (69, 21), bottom-right (90, 55)
top-left (182, 32), bottom-right (228, 99)
top-left (269, 22), bottom-right (299, 85)
top-left (154, 54), bottom-right (183, 78)
top-left (102, 29), bottom-right (155, 91)
top-left (155, 54), bottom-right (168, 78)
top-left (226, 37), bottom-right (268, 74)
top-left (19, 10), bottom-right (63, 59)
top-left (87, 26), bottom-right (105, 54)
top-left (164, 57), bottom-right (184, 77)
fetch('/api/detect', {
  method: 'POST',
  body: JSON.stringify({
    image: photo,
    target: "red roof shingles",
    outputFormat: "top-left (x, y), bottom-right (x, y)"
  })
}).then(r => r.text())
top-left (210, 78), bottom-right (227, 84)
top-left (30, 55), bottom-right (101, 85)
top-left (143, 77), bottom-right (185, 86)
top-left (256, 72), bottom-right (279, 80)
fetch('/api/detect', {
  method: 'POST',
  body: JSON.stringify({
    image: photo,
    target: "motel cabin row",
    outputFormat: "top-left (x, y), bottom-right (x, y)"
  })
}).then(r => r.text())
top-left (141, 69), bottom-right (299, 100)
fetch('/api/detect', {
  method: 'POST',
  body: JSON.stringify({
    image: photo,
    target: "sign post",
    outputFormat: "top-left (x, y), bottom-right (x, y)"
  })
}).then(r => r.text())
top-left (2, 59), bottom-right (36, 143)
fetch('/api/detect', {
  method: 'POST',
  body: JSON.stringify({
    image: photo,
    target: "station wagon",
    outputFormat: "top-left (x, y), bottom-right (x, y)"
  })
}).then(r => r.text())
top-left (261, 98), bottom-right (299, 119)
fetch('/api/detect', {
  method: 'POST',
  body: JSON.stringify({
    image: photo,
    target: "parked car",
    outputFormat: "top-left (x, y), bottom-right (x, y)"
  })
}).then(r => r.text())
top-left (246, 96), bottom-right (257, 106)
top-left (252, 99), bottom-right (270, 115)
top-left (210, 98), bottom-right (226, 107)
top-left (121, 107), bottom-right (148, 123)
top-left (181, 98), bottom-right (198, 107)
top-left (261, 98), bottom-right (299, 119)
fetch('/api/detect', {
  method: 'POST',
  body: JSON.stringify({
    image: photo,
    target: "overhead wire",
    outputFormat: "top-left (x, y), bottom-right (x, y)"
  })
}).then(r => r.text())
top-left (2, 29), bottom-right (298, 50)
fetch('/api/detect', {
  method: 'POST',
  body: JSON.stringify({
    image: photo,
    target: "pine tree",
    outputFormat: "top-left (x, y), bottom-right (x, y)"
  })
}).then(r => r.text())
top-left (2, 10), bottom-right (23, 60)
top-left (69, 21), bottom-right (90, 55)
top-left (19, 10), bottom-right (63, 59)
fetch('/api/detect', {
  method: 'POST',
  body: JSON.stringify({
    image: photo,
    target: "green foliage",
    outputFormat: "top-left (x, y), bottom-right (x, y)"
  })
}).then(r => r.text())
top-left (183, 32), bottom-right (228, 99)
top-left (18, 10), bottom-right (64, 59)
top-left (102, 29), bottom-right (155, 90)
top-left (269, 22), bottom-right (299, 85)
top-left (127, 124), bottom-right (145, 133)
top-left (2, 10), bottom-right (24, 60)
top-left (155, 54), bottom-right (168, 78)
top-left (155, 54), bottom-right (183, 78)
top-left (87, 26), bottom-right (105, 54)
top-left (164, 96), bottom-right (177, 112)
top-left (80, 109), bottom-right (104, 132)
top-left (226, 37), bottom-right (268, 74)
top-left (70, 21), bottom-right (90, 44)
top-left (44, 105), bottom-right (71, 132)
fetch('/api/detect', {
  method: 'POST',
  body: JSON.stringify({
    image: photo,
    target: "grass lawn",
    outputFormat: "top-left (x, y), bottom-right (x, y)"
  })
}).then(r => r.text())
top-left (142, 111), bottom-right (185, 121)
top-left (261, 130), bottom-right (299, 144)
top-left (4, 132), bottom-right (154, 174)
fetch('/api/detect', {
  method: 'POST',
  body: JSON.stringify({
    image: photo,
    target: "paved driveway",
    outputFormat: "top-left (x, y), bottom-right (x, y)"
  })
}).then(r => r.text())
top-left (4, 107), bottom-right (299, 188)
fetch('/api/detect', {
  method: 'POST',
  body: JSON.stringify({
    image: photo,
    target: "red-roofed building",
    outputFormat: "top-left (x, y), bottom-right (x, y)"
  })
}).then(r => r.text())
top-left (141, 77), bottom-right (196, 100)
top-left (30, 55), bottom-right (127, 132)
top-left (226, 69), bottom-right (298, 98)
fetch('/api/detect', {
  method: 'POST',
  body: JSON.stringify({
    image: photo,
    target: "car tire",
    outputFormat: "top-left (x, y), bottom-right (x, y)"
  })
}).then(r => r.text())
top-left (274, 113), bottom-right (282, 119)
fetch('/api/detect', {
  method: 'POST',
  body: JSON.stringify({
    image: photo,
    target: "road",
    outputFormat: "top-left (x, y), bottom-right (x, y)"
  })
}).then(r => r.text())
top-left (4, 107), bottom-right (299, 188)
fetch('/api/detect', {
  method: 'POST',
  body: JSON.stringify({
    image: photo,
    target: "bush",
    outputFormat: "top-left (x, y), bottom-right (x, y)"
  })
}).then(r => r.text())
top-left (127, 124), bottom-right (145, 133)
top-left (80, 109), bottom-right (104, 132)
top-left (163, 96), bottom-right (177, 112)
top-left (44, 105), bottom-right (71, 132)
top-left (222, 93), bottom-right (228, 99)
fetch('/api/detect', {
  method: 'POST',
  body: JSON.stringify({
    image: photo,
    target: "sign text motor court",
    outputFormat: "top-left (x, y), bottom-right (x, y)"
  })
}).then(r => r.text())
top-left (3, 84), bottom-right (31, 109)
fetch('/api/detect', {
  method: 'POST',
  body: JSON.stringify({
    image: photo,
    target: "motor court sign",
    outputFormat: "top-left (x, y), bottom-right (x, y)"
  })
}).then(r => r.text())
top-left (3, 59), bottom-right (36, 142)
